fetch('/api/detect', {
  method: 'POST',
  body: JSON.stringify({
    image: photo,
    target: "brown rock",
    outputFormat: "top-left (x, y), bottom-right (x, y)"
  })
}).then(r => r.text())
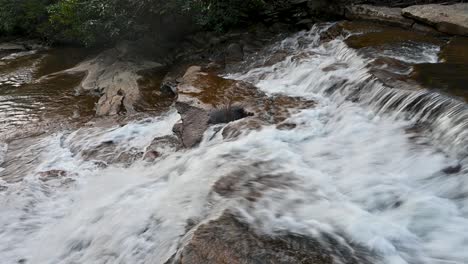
top-left (173, 67), bottom-right (315, 147)
top-left (168, 213), bottom-right (333, 264)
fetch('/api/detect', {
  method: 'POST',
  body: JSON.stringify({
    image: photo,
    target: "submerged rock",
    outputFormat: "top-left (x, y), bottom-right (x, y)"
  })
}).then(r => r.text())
top-left (402, 4), bottom-right (468, 36)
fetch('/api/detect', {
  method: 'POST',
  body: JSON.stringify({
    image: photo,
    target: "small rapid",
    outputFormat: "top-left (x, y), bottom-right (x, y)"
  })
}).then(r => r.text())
top-left (1, 24), bottom-right (468, 264)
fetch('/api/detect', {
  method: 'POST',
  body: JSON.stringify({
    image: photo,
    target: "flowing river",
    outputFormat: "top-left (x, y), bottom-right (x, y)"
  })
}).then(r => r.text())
top-left (1, 23), bottom-right (468, 264)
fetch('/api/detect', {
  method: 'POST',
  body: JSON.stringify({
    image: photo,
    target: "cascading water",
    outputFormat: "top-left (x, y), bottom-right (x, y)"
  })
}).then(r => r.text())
top-left (1, 23), bottom-right (468, 264)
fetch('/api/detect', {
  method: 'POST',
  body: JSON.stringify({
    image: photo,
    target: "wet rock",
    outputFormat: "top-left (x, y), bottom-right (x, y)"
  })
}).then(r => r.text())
top-left (346, 5), bottom-right (414, 28)
top-left (39, 46), bottom-right (163, 116)
top-left (263, 51), bottom-right (289, 66)
top-left (96, 94), bottom-right (124, 116)
top-left (442, 164), bottom-right (462, 174)
top-left (412, 22), bottom-right (441, 34)
top-left (173, 66), bottom-right (315, 147)
top-left (208, 106), bottom-right (253, 125)
top-left (38, 170), bottom-right (70, 181)
top-left (345, 26), bottom-right (444, 49)
top-left (411, 63), bottom-right (468, 101)
top-left (168, 212), bottom-right (333, 264)
top-left (225, 43), bottom-right (244, 62)
top-left (221, 118), bottom-right (266, 139)
top-left (71, 138), bottom-right (145, 166)
top-left (144, 135), bottom-right (183, 161)
top-left (168, 211), bottom-right (375, 264)
top-left (0, 43), bottom-right (26, 52)
top-left (402, 4), bottom-right (468, 36)
top-left (173, 66), bottom-right (264, 147)
top-left (173, 103), bottom-right (211, 148)
top-left (440, 37), bottom-right (468, 64)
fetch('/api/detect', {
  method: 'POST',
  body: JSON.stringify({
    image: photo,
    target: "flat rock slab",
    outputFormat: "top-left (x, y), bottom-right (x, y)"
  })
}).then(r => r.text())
top-left (402, 4), bottom-right (468, 36)
top-left (345, 5), bottom-right (414, 28)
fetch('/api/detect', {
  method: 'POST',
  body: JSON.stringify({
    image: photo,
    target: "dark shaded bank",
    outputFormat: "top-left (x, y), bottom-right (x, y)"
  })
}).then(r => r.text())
top-left (1, 0), bottom-right (465, 47)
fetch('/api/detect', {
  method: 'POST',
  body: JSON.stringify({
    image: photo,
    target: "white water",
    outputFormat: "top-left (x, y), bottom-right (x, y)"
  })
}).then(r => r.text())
top-left (1, 24), bottom-right (468, 264)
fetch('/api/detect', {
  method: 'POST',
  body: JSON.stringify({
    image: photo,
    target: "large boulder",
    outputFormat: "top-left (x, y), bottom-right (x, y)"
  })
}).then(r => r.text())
top-left (345, 5), bottom-right (414, 28)
top-left (402, 4), bottom-right (468, 36)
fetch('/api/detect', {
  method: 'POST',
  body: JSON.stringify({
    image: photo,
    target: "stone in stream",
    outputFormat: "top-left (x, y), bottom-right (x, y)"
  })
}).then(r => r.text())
top-left (402, 4), bottom-right (468, 36)
top-left (167, 212), bottom-right (376, 264)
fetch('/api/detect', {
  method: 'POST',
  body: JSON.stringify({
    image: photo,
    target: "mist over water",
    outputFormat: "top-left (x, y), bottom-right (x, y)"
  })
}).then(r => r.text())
top-left (1, 24), bottom-right (468, 264)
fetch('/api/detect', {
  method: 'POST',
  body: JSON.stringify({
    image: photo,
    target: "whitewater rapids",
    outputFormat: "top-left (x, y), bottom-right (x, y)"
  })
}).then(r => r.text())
top-left (1, 24), bottom-right (467, 264)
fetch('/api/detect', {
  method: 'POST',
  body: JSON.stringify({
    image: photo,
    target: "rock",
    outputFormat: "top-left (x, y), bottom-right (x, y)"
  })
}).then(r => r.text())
top-left (38, 170), bottom-right (69, 181)
top-left (38, 47), bottom-right (163, 116)
top-left (402, 4), bottom-right (468, 36)
top-left (144, 135), bottom-right (183, 161)
top-left (345, 25), bottom-right (444, 49)
top-left (442, 164), bottom-right (462, 174)
top-left (439, 36), bottom-right (468, 63)
top-left (411, 37), bottom-right (468, 100)
top-left (173, 103), bottom-right (211, 148)
top-left (225, 43), bottom-right (244, 62)
top-left (167, 211), bottom-right (375, 264)
top-left (168, 212), bottom-right (333, 264)
top-left (412, 22), bottom-right (441, 34)
top-left (208, 106), bottom-right (253, 125)
top-left (96, 94), bottom-right (124, 116)
top-left (173, 66), bottom-right (315, 147)
top-left (0, 43), bottom-right (26, 52)
top-left (345, 4), bottom-right (414, 28)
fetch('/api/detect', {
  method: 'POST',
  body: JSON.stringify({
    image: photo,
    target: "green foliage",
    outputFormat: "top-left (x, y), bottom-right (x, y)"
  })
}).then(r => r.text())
top-left (0, 0), bottom-right (270, 44)
top-left (188, 0), bottom-right (266, 31)
top-left (0, 0), bottom-right (52, 36)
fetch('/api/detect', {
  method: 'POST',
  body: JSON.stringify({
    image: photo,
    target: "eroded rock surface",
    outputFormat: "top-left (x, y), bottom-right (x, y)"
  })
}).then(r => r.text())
top-left (402, 4), bottom-right (468, 36)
